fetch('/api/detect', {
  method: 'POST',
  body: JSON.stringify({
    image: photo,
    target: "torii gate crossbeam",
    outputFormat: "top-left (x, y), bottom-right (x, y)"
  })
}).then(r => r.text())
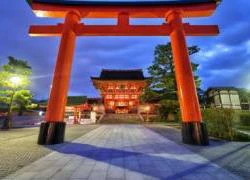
top-left (27, 0), bottom-right (220, 146)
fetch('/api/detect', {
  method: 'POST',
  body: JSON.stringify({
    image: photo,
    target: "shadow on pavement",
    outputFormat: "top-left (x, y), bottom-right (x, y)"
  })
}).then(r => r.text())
top-left (47, 142), bottom-right (229, 179)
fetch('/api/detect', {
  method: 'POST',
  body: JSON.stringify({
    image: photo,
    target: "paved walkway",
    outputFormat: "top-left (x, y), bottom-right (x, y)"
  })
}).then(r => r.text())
top-left (5, 125), bottom-right (242, 180)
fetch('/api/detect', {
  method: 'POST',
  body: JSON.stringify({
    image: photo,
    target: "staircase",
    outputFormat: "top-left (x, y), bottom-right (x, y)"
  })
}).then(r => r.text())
top-left (98, 114), bottom-right (143, 124)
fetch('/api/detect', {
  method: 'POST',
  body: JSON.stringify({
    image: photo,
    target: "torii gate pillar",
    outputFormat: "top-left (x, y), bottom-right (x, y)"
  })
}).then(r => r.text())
top-left (168, 12), bottom-right (208, 145)
top-left (28, 0), bottom-right (219, 146)
top-left (38, 12), bottom-right (80, 145)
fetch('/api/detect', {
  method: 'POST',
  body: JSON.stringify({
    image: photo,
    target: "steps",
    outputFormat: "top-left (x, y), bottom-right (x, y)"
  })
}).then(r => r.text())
top-left (98, 113), bottom-right (143, 124)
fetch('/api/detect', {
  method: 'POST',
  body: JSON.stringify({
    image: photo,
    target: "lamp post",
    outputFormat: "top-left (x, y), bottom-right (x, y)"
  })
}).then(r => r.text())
top-left (145, 105), bottom-right (150, 122)
top-left (3, 76), bottom-right (21, 129)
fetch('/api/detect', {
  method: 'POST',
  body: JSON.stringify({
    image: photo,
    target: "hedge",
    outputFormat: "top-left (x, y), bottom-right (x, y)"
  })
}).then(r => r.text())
top-left (202, 109), bottom-right (235, 140)
top-left (202, 109), bottom-right (250, 141)
top-left (239, 112), bottom-right (250, 126)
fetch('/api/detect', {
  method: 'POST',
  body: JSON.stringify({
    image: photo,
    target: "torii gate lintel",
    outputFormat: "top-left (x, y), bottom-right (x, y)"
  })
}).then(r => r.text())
top-left (29, 0), bottom-right (220, 146)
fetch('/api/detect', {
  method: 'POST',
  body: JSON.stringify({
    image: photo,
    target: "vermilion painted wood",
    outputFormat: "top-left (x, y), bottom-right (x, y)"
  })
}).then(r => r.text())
top-left (30, 2), bottom-right (217, 18)
top-left (28, 0), bottom-right (219, 123)
top-left (169, 12), bottom-right (202, 122)
top-left (92, 80), bottom-right (147, 113)
top-left (45, 12), bottom-right (80, 122)
top-left (29, 24), bottom-right (219, 36)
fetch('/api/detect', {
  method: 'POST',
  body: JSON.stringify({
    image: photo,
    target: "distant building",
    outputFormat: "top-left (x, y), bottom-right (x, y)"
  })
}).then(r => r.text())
top-left (91, 69), bottom-right (149, 114)
top-left (37, 96), bottom-right (102, 124)
top-left (205, 87), bottom-right (241, 110)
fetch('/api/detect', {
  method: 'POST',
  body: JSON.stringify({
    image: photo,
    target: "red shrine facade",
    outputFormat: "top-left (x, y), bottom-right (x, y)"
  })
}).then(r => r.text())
top-left (92, 69), bottom-right (148, 114)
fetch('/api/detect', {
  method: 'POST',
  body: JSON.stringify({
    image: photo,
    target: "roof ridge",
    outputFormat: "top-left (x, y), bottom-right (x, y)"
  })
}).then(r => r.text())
top-left (102, 69), bottom-right (143, 72)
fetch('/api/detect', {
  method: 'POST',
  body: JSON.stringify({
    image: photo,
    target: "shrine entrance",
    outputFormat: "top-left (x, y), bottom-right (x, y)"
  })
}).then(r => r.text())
top-left (27, 0), bottom-right (220, 146)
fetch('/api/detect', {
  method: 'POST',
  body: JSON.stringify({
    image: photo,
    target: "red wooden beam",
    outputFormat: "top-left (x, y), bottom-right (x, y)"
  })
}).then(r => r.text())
top-left (29, 24), bottom-right (63, 37)
top-left (183, 24), bottom-right (219, 36)
top-left (30, 2), bottom-right (217, 18)
top-left (29, 24), bottom-right (219, 37)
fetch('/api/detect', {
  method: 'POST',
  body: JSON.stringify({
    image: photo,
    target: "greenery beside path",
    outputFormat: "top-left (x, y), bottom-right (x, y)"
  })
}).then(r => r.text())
top-left (145, 108), bottom-right (250, 141)
top-left (0, 125), bottom-right (99, 179)
top-left (0, 57), bottom-right (33, 129)
top-left (146, 124), bottom-right (250, 179)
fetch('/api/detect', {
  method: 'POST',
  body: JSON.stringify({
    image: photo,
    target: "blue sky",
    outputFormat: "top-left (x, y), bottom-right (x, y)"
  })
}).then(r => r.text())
top-left (0, 0), bottom-right (250, 99)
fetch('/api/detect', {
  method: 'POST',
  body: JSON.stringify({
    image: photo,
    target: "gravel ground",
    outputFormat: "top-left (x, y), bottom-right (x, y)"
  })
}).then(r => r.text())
top-left (0, 124), bottom-right (99, 179)
top-left (145, 124), bottom-right (250, 179)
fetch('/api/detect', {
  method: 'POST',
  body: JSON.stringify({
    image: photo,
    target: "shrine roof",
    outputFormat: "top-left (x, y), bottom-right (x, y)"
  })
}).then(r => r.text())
top-left (206, 87), bottom-right (239, 92)
top-left (28, 0), bottom-right (219, 6)
top-left (27, 0), bottom-right (220, 18)
top-left (91, 69), bottom-right (148, 81)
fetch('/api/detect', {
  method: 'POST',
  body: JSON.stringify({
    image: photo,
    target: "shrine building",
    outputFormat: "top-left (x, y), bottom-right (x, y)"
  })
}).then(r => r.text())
top-left (91, 69), bottom-right (149, 114)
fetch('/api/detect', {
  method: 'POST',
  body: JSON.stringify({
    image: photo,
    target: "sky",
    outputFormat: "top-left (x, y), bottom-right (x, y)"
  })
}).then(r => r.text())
top-left (0, 0), bottom-right (250, 100)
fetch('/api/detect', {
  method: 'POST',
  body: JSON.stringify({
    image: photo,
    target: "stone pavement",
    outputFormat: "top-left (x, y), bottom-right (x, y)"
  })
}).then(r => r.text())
top-left (0, 125), bottom-right (99, 179)
top-left (146, 124), bottom-right (250, 179)
top-left (5, 125), bottom-right (242, 180)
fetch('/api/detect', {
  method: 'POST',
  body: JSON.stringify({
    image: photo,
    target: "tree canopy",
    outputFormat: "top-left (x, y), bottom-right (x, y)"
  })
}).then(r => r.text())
top-left (141, 43), bottom-right (201, 119)
top-left (0, 56), bottom-right (32, 113)
top-left (142, 43), bottom-right (201, 102)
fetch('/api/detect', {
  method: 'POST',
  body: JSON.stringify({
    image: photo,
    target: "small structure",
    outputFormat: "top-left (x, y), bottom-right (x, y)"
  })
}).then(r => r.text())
top-left (206, 87), bottom-right (241, 109)
top-left (64, 97), bottom-right (103, 124)
top-left (91, 69), bottom-right (148, 114)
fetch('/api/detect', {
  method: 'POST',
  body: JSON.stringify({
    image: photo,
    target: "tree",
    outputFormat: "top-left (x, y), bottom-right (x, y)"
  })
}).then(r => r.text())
top-left (238, 88), bottom-right (250, 103)
top-left (14, 90), bottom-right (32, 116)
top-left (0, 56), bottom-right (32, 129)
top-left (142, 43), bottom-right (201, 119)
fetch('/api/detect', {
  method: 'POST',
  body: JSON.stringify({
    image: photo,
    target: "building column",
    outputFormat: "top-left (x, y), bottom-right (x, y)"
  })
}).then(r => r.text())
top-left (168, 11), bottom-right (209, 145)
top-left (38, 11), bottom-right (80, 145)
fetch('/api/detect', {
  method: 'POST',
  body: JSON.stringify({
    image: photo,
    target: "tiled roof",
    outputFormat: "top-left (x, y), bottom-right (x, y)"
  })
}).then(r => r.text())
top-left (206, 87), bottom-right (238, 92)
top-left (91, 69), bottom-right (147, 80)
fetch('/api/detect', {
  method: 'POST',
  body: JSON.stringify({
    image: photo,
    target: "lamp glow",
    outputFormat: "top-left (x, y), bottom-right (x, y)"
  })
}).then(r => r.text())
top-left (10, 76), bottom-right (21, 86)
top-left (145, 106), bottom-right (150, 111)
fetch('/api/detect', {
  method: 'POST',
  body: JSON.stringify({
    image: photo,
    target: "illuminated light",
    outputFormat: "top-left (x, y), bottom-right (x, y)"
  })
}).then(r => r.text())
top-left (93, 106), bottom-right (98, 111)
top-left (145, 106), bottom-right (150, 111)
top-left (39, 111), bottom-right (43, 116)
top-left (36, 11), bottom-right (46, 17)
top-left (10, 76), bottom-right (21, 86)
top-left (109, 101), bottom-right (115, 106)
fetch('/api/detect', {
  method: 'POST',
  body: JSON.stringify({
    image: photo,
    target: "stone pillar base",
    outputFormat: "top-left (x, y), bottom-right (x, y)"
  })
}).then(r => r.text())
top-left (38, 122), bottom-right (66, 145)
top-left (182, 122), bottom-right (209, 146)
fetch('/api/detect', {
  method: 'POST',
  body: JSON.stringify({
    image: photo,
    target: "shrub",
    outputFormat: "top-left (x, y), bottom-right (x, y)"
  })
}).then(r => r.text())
top-left (202, 109), bottom-right (235, 140)
top-left (233, 131), bottom-right (250, 142)
top-left (239, 112), bottom-right (250, 126)
top-left (158, 100), bottom-right (179, 121)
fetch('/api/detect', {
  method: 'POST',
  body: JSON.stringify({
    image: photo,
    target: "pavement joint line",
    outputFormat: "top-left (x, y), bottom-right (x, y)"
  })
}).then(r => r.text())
top-left (4, 125), bottom-right (245, 180)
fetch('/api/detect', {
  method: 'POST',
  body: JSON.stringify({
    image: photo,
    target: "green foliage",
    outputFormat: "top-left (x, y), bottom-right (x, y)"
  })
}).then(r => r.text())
top-left (238, 88), bottom-right (250, 103)
top-left (202, 109), bottom-right (235, 140)
top-left (239, 112), bottom-right (250, 126)
top-left (14, 90), bottom-right (32, 115)
top-left (142, 43), bottom-right (201, 103)
top-left (202, 109), bottom-right (250, 141)
top-left (147, 43), bottom-right (200, 97)
top-left (233, 131), bottom-right (250, 142)
top-left (140, 87), bottom-right (161, 103)
top-left (0, 56), bottom-right (32, 113)
top-left (142, 43), bottom-right (201, 120)
top-left (158, 99), bottom-right (179, 120)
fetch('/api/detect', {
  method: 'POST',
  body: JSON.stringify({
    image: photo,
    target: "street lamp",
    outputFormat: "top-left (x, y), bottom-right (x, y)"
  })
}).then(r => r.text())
top-left (145, 105), bottom-right (150, 122)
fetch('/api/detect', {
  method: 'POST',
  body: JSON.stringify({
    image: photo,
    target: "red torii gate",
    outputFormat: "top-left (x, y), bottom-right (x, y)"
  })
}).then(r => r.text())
top-left (27, 0), bottom-right (220, 145)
